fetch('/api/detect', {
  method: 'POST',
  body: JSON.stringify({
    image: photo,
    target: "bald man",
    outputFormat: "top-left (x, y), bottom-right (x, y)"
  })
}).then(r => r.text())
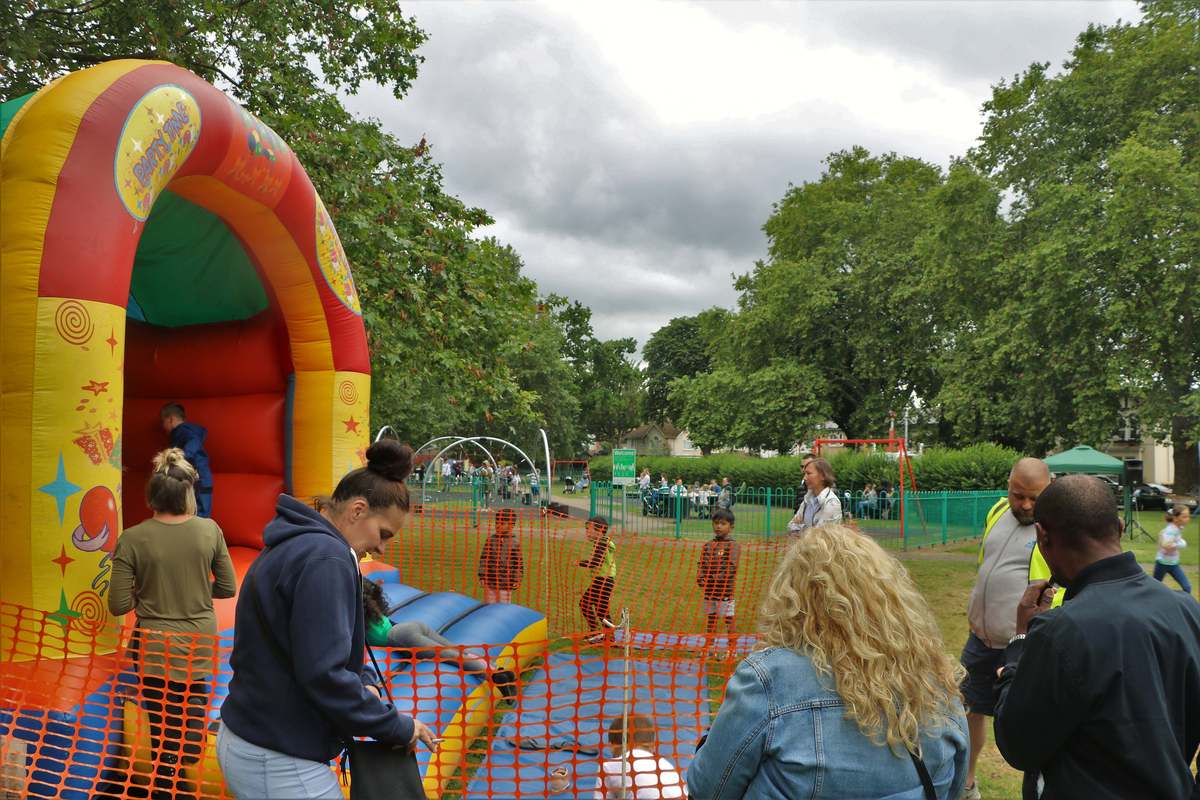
top-left (958, 457), bottom-right (1051, 800)
top-left (994, 475), bottom-right (1200, 799)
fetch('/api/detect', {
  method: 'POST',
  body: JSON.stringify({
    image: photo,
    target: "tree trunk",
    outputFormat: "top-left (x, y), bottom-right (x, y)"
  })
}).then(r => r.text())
top-left (1172, 415), bottom-right (1199, 494)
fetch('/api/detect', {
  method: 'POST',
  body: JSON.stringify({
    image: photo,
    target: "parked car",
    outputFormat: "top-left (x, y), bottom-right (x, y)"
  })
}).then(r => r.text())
top-left (1088, 477), bottom-right (1196, 513)
top-left (1131, 483), bottom-right (1172, 511)
top-left (1164, 490), bottom-right (1199, 513)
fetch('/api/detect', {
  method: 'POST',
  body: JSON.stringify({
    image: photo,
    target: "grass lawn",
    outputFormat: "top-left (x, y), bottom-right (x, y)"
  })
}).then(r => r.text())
top-left (393, 507), bottom-right (1196, 799)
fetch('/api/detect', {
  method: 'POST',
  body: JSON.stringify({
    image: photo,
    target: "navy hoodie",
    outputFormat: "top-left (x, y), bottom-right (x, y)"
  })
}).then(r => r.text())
top-left (169, 421), bottom-right (213, 489)
top-left (220, 495), bottom-right (414, 761)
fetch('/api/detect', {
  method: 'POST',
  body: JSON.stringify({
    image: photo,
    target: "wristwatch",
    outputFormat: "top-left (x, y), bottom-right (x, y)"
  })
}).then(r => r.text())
top-left (1007, 633), bottom-right (1027, 646)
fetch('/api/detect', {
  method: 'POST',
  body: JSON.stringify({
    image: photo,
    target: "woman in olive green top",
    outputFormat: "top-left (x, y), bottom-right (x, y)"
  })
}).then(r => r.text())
top-left (109, 448), bottom-right (236, 792)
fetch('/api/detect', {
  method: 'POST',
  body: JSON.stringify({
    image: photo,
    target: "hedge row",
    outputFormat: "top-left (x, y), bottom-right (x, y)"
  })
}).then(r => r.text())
top-left (588, 443), bottom-right (1019, 492)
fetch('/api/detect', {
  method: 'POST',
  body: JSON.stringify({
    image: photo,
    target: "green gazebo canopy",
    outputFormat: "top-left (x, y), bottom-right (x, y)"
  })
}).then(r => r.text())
top-left (1044, 445), bottom-right (1125, 476)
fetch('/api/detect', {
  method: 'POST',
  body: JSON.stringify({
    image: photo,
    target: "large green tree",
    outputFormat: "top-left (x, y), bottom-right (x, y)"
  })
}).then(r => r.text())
top-left (643, 309), bottom-right (729, 422)
top-left (671, 361), bottom-right (826, 454)
top-left (548, 300), bottom-right (644, 449)
top-left (730, 148), bottom-right (948, 439)
top-left (956, 0), bottom-right (1200, 486)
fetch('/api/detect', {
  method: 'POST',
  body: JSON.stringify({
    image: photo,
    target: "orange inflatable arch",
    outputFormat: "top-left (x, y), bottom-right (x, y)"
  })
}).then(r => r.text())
top-left (1, 60), bottom-right (371, 688)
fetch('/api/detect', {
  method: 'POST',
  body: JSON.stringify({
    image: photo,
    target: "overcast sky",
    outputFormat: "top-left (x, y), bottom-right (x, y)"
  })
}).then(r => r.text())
top-left (343, 1), bottom-right (1140, 349)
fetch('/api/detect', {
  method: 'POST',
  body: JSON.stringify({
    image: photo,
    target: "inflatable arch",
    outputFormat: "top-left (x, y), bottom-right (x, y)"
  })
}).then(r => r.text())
top-left (0, 60), bottom-right (371, 676)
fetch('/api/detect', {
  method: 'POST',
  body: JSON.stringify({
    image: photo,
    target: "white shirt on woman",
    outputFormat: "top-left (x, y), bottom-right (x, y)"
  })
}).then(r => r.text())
top-left (787, 486), bottom-right (843, 533)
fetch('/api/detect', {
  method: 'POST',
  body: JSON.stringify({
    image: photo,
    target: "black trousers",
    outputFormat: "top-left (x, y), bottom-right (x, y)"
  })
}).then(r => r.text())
top-left (580, 576), bottom-right (615, 630)
top-left (141, 676), bottom-right (209, 763)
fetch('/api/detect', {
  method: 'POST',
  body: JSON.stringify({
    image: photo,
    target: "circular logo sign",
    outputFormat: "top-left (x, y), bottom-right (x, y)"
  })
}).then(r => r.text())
top-left (113, 84), bottom-right (201, 221)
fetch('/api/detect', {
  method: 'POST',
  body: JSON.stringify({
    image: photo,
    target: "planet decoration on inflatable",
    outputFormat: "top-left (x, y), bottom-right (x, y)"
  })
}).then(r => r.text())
top-left (70, 486), bottom-right (118, 553)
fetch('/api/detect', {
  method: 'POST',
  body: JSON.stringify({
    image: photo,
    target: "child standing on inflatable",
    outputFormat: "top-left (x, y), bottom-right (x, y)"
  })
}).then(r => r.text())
top-left (161, 403), bottom-right (214, 518)
top-left (478, 508), bottom-right (524, 604)
top-left (578, 516), bottom-right (616, 643)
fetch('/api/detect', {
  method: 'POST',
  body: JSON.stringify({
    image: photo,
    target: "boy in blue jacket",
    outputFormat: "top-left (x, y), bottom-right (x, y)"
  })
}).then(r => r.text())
top-left (161, 403), bottom-right (214, 517)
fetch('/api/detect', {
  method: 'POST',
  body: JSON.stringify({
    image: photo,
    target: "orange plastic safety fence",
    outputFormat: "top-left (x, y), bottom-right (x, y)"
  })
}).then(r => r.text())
top-left (2, 505), bottom-right (785, 798)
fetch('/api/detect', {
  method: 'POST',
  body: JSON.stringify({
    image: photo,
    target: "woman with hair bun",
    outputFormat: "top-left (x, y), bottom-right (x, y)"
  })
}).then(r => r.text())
top-left (218, 439), bottom-right (436, 799)
top-left (108, 448), bottom-right (237, 794)
top-left (688, 524), bottom-right (968, 799)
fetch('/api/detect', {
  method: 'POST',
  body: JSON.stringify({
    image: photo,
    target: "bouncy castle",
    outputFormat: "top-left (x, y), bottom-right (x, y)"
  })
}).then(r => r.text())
top-left (2, 60), bottom-right (547, 799)
top-left (0, 59), bottom-right (362, 796)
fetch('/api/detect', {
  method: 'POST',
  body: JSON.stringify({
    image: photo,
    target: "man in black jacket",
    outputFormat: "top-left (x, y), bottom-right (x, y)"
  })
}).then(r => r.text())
top-left (993, 474), bottom-right (1200, 799)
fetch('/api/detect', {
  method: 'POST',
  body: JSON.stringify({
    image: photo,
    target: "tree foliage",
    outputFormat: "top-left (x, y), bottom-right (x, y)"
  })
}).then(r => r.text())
top-left (643, 309), bottom-right (728, 422)
top-left (959, 0), bottom-right (1199, 486)
top-left (3, 1), bottom-right (621, 460)
top-left (549, 300), bottom-right (644, 450)
top-left (657, 1), bottom-right (1199, 488)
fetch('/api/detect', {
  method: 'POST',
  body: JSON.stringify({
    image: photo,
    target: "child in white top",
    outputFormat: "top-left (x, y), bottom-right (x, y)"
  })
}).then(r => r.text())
top-left (592, 714), bottom-right (686, 799)
top-left (1154, 505), bottom-right (1192, 594)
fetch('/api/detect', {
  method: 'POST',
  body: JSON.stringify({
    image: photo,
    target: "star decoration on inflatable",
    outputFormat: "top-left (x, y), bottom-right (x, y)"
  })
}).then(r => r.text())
top-left (39, 452), bottom-right (82, 524)
top-left (52, 546), bottom-right (74, 576)
top-left (343, 416), bottom-right (360, 433)
top-left (105, 329), bottom-right (118, 355)
top-left (81, 380), bottom-right (109, 396)
top-left (47, 589), bottom-right (81, 633)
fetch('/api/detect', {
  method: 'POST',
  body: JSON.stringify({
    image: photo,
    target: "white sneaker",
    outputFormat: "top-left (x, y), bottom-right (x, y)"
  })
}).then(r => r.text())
top-left (960, 782), bottom-right (982, 800)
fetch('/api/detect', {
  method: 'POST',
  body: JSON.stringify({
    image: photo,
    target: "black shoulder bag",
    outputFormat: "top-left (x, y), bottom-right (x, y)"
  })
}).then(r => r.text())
top-left (245, 567), bottom-right (424, 800)
top-left (909, 749), bottom-right (938, 800)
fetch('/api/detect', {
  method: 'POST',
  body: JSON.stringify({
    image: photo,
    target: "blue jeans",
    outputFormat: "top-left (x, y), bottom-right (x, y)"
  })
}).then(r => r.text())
top-left (196, 487), bottom-right (213, 518)
top-left (216, 721), bottom-right (342, 799)
top-left (1154, 562), bottom-right (1193, 594)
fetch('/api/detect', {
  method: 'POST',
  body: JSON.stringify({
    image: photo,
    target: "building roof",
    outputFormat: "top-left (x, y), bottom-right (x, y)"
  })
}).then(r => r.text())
top-left (622, 421), bottom-right (681, 440)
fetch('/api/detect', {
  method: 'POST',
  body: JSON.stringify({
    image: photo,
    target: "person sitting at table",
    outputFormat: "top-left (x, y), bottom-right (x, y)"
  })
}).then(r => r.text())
top-left (856, 483), bottom-right (878, 519)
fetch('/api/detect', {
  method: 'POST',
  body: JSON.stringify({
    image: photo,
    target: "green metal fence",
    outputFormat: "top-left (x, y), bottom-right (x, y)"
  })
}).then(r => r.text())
top-left (585, 481), bottom-right (1005, 549)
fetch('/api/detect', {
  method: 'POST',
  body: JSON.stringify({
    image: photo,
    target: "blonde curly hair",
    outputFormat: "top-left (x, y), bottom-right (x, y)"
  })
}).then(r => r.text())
top-left (757, 524), bottom-right (964, 754)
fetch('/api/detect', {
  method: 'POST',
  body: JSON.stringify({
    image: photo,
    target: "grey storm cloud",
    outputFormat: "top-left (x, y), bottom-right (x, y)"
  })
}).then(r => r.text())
top-left (343, 1), bottom-right (1139, 347)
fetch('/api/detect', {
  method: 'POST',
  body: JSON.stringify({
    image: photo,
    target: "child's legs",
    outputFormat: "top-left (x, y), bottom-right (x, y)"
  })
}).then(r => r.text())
top-left (579, 582), bottom-right (598, 629)
top-left (1154, 562), bottom-right (1169, 581)
top-left (387, 621), bottom-right (446, 661)
top-left (483, 587), bottom-right (512, 604)
top-left (195, 488), bottom-right (213, 518)
top-left (580, 577), bottom-right (613, 629)
top-left (388, 621), bottom-right (488, 671)
top-left (594, 577), bottom-right (614, 624)
top-left (1166, 563), bottom-right (1192, 593)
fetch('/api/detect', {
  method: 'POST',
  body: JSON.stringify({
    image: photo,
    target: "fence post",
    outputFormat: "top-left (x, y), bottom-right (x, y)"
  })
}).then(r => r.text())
top-left (941, 492), bottom-right (949, 544)
top-left (589, 483), bottom-right (597, 517)
top-left (675, 489), bottom-right (682, 540)
top-left (608, 482), bottom-right (614, 522)
top-left (765, 487), bottom-right (772, 539)
top-left (620, 482), bottom-right (626, 535)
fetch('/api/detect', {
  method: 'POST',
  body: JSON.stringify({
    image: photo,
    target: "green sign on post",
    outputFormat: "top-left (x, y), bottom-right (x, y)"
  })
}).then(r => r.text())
top-left (612, 448), bottom-right (637, 486)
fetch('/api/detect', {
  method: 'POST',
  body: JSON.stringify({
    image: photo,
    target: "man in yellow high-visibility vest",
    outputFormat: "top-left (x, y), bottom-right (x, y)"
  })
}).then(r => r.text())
top-left (959, 458), bottom-right (1052, 800)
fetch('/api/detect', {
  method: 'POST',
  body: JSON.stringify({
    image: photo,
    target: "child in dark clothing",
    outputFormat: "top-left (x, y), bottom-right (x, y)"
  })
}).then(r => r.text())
top-left (697, 509), bottom-right (739, 634)
top-left (578, 516), bottom-right (616, 643)
top-left (477, 508), bottom-right (523, 604)
top-left (361, 578), bottom-right (516, 698)
top-left (161, 403), bottom-right (214, 518)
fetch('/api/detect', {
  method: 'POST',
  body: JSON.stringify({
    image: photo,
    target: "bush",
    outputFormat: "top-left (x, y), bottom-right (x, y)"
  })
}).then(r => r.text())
top-left (588, 443), bottom-right (1018, 492)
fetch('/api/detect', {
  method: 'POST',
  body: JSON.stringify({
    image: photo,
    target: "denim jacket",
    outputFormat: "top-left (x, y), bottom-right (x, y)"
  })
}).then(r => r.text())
top-left (687, 647), bottom-right (968, 799)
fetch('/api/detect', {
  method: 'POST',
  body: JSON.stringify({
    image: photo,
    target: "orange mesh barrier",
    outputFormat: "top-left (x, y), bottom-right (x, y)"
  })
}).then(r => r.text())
top-left (1, 506), bottom-right (783, 798)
